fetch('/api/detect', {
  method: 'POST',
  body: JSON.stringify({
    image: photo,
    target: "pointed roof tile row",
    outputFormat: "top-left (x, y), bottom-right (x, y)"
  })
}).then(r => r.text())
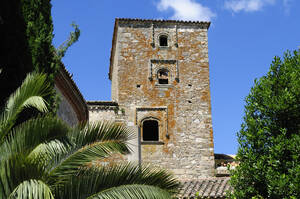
top-left (178, 177), bottom-right (232, 198)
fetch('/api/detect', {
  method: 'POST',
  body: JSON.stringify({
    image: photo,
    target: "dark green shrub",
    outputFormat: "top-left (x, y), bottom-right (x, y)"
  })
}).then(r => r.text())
top-left (230, 50), bottom-right (300, 199)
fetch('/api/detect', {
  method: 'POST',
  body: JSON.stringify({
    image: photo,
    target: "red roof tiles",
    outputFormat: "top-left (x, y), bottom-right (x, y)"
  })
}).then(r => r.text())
top-left (178, 177), bottom-right (232, 198)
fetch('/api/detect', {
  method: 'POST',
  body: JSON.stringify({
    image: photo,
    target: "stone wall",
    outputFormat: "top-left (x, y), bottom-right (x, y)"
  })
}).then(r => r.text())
top-left (108, 19), bottom-right (215, 180)
top-left (55, 86), bottom-right (79, 127)
top-left (89, 106), bottom-right (117, 122)
top-left (54, 64), bottom-right (89, 126)
top-left (87, 101), bottom-right (139, 163)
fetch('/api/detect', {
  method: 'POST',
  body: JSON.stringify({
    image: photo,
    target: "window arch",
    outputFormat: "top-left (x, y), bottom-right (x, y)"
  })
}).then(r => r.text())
top-left (157, 68), bottom-right (169, 84)
top-left (142, 120), bottom-right (159, 141)
top-left (159, 35), bottom-right (168, 47)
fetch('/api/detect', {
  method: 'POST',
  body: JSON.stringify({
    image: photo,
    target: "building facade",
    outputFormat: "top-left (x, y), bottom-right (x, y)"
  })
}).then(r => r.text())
top-left (89, 18), bottom-right (215, 180)
top-left (55, 64), bottom-right (89, 126)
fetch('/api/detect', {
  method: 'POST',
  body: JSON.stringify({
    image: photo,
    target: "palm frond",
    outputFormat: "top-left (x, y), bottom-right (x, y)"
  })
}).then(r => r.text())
top-left (69, 121), bottom-right (135, 146)
top-left (0, 116), bottom-right (69, 198)
top-left (45, 122), bottom-right (134, 183)
top-left (22, 96), bottom-right (48, 112)
top-left (46, 139), bottom-right (131, 184)
top-left (28, 139), bottom-right (69, 168)
top-left (52, 163), bottom-right (179, 198)
top-left (0, 155), bottom-right (46, 198)
top-left (79, 164), bottom-right (180, 194)
top-left (0, 116), bottom-right (69, 163)
top-left (54, 175), bottom-right (172, 199)
top-left (88, 184), bottom-right (172, 199)
top-left (8, 179), bottom-right (54, 199)
top-left (0, 73), bottom-right (51, 139)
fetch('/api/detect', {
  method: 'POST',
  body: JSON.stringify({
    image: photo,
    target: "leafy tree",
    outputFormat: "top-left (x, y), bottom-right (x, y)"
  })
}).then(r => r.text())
top-left (230, 50), bottom-right (300, 199)
top-left (0, 73), bottom-right (179, 199)
top-left (0, 0), bottom-right (33, 109)
top-left (0, 0), bottom-right (80, 113)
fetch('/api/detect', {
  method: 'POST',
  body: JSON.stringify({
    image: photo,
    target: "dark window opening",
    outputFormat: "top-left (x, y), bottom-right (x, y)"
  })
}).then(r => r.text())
top-left (158, 69), bottom-right (169, 84)
top-left (188, 100), bottom-right (192, 103)
top-left (159, 35), bottom-right (168, 47)
top-left (159, 78), bottom-right (168, 84)
top-left (143, 120), bottom-right (159, 141)
top-left (136, 84), bottom-right (141, 88)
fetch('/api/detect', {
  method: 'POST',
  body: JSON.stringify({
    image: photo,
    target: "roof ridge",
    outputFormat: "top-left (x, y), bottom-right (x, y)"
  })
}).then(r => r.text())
top-left (87, 101), bottom-right (119, 106)
top-left (116, 17), bottom-right (211, 24)
top-left (56, 62), bottom-right (89, 122)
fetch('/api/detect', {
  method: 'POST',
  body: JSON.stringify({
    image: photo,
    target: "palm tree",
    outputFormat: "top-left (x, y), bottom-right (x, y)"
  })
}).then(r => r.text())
top-left (0, 73), bottom-right (179, 199)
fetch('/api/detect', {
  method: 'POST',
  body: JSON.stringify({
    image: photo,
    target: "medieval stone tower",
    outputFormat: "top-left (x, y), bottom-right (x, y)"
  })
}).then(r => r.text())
top-left (88, 18), bottom-right (215, 180)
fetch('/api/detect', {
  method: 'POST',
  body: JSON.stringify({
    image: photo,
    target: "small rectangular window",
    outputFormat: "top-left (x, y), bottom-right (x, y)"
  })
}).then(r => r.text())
top-left (143, 120), bottom-right (159, 141)
top-left (158, 69), bottom-right (169, 84)
top-left (159, 35), bottom-right (168, 47)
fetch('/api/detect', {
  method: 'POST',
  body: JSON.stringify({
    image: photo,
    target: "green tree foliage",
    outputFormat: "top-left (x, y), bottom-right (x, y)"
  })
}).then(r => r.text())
top-left (0, 73), bottom-right (179, 199)
top-left (56, 22), bottom-right (81, 59)
top-left (21, 0), bottom-right (56, 75)
top-left (230, 50), bottom-right (300, 199)
top-left (0, 0), bottom-right (33, 109)
top-left (0, 0), bottom-right (80, 114)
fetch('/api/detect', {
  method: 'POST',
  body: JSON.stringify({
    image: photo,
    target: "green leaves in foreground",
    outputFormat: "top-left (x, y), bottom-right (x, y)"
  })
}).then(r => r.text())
top-left (0, 72), bottom-right (179, 199)
top-left (88, 184), bottom-right (171, 199)
top-left (8, 180), bottom-right (54, 199)
top-left (0, 73), bottom-right (51, 140)
top-left (54, 164), bottom-right (179, 199)
top-left (230, 50), bottom-right (300, 199)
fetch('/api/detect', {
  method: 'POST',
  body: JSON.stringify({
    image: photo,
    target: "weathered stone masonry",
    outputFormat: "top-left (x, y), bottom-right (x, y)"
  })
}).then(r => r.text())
top-left (55, 64), bottom-right (88, 126)
top-left (89, 18), bottom-right (215, 180)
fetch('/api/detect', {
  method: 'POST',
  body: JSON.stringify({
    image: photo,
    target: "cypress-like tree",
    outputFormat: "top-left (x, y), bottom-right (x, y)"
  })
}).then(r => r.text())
top-left (230, 50), bottom-right (300, 199)
top-left (0, 0), bottom-right (33, 109)
top-left (1, 0), bottom-right (80, 116)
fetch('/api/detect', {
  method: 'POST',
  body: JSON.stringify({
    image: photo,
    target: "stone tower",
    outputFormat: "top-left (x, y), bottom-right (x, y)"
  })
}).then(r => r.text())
top-left (89, 18), bottom-right (215, 180)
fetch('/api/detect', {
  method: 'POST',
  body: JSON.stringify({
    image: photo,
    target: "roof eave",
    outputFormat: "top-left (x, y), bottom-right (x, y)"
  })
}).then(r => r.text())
top-left (55, 63), bottom-right (89, 123)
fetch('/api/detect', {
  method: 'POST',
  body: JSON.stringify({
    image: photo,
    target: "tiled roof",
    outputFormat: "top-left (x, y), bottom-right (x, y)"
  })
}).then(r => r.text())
top-left (55, 63), bottom-right (89, 122)
top-left (87, 101), bottom-right (118, 106)
top-left (178, 177), bottom-right (232, 198)
top-left (60, 64), bottom-right (87, 108)
top-left (116, 18), bottom-right (210, 26)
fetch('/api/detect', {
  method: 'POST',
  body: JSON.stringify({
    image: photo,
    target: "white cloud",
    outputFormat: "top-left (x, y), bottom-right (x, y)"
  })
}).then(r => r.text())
top-left (283, 0), bottom-right (292, 14)
top-left (225, 0), bottom-right (276, 13)
top-left (156, 0), bottom-right (216, 21)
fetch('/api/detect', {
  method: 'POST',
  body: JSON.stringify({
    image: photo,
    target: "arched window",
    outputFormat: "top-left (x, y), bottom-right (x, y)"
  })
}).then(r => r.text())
top-left (157, 68), bottom-right (169, 84)
top-left (159, 35), bottom-right (168, 47)
top-left (142, 120), bottom-right (159, 141)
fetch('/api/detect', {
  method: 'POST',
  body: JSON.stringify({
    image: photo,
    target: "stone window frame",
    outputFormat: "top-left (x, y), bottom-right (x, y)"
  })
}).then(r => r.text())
top-left (156, 67), bottom-right (171, 85)
top-left (150, 24), bottom-right (179, 48)
top-left (157, 32), bottom-right (171, 49)
top-left (140, 116), bottom-right (162, 144)
top-left (158, 34), bottom-right (168, 47)
top-left (136, 107), bottom-right (168, 145)
top-left (149, 59), bottom-right (179, 83)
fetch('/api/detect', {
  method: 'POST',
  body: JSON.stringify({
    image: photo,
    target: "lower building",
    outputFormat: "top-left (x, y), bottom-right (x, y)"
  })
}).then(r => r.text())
top-left (55, 64), bottom-right (88, 126)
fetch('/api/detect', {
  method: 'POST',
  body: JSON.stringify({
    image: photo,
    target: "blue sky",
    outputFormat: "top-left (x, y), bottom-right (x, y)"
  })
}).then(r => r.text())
top-left (51, 0), bottom-right (300, 154)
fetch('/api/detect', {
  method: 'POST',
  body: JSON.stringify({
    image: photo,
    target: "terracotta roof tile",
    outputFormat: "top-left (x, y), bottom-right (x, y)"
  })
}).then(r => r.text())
top-left (87, 101), bottom-right (118, 106)
top-left (60, 64), bottom-right (86, 106)
top-left (117, 18), bottom-right (210, 26)
top-left (55, 63), bottom-right (89, 122)
top-left (178, 177), bottom-right (231, 198)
